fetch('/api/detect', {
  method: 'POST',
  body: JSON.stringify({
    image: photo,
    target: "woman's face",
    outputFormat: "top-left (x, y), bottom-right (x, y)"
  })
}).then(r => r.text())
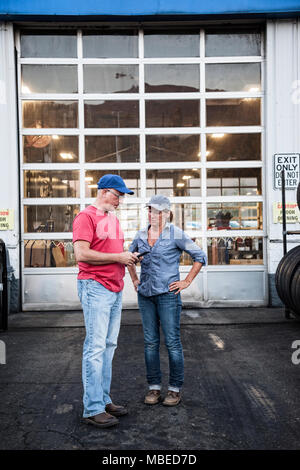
top-left (148, 207), bottom-right (170, 227)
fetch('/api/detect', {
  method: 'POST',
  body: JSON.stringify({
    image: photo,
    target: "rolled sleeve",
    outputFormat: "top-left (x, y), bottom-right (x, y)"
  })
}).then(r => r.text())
top-left (129, 232), bottom-right (139, 253)
top-left (174, 228), bottom-right (207, 266)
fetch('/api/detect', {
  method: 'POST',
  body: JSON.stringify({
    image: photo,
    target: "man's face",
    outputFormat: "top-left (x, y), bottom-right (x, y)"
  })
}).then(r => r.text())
top-left (102, 188), bottom-right (124, 211)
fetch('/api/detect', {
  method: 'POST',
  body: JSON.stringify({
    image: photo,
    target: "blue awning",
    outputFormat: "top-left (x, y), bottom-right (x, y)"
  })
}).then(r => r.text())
top-left (1, 0), bottom-right (300, 18)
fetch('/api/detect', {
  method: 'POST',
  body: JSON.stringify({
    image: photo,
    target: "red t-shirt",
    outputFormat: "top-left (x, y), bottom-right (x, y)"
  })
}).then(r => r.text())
top-left (72, 205), bottom-right (125, 292)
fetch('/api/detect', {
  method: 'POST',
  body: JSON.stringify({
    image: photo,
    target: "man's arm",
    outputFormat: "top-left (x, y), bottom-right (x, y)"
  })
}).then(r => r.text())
top-left (73, 240), bottom-right (138, 266)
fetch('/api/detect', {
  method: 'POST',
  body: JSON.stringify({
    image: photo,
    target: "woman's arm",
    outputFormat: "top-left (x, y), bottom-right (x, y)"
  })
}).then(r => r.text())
top-left (169, 261), bottom-right (202, 294)
top-left (127, 263), bottom-right (140, 292)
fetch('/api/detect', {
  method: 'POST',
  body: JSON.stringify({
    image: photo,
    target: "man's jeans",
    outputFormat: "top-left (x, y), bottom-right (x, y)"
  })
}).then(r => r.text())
top-left (137, 291), bottom-right (184, 390)
top-left (77, 279), bottom-right (122, 418)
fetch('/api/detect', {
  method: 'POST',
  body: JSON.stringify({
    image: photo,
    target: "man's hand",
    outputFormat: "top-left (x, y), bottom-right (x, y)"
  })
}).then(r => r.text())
top-left (133, 279), bottom-right (140, 292)
top-left (118, 251), bottom-right (139, 266)
top-left (169, 280), bottom-right (191, 295)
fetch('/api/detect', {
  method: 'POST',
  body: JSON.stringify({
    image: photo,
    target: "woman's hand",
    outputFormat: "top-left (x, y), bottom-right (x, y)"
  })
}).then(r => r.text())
top-left (133, 279), bottom-right (140, 292)
top-left (169, 280), bottom-right (191, 294)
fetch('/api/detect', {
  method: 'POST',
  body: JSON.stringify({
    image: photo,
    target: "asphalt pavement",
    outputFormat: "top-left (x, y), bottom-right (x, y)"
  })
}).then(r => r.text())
top-left (1, 307), bottom-right (300, 450)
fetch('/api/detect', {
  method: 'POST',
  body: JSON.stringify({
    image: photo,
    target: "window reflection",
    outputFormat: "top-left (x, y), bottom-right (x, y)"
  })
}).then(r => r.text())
top-left (21, 33), bottom-right (77, 58)
top-left (23, 136), bottom-right (79, 163)
top-left (84, 65), bottom-right (139, 93)
top-left (24, 239), bottom-right (76, 267)
top-left (206, 63), bottom-right (261, 92)
top-left (85, 136), bottom-right (139, 163)
top-left (146, 100), bottom-right (199, 127)
top-left (24, 171), bottom-right (80, 198)
top-left (145, 64), bottom-right (199, 93)
top-left (146, 135), bottom-right (200, 162)
top-left (115, 205), bottom-right (142, 240)
top-left (84, 101), bottom-right (139, 128)
top-left (206, 133), bottom-right (261, 161)
top-left (144, 31), bottom-right (199, 57)
top-left (205, 31), bottom-right (261, 57)
top-left (23, 101), bottom-right (78, 128)
top-left (207, 202), bottom-right (263, 230)
top-left (21, 65), bottom-right (78, 94)
top-left (207, 168), bottom-right (261, 196)
top-left (85, 170), bottom-right (140, 197)
top-left (24, 206), bottom-right (79, 233)
top-left (206, 98), bottom-right (261, 126)
top-left (147, 169), bottom-right (201, 197)
top-left (82, 31), bottom-right (138, 58)
top-left (207, 237), bottom-right (263, 265)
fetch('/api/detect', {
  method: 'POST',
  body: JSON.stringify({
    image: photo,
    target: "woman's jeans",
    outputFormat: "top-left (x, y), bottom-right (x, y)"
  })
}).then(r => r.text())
top-left (138, 291), bottom-right (184, 390)
top-left (77, 279), bottom-right (122, 418)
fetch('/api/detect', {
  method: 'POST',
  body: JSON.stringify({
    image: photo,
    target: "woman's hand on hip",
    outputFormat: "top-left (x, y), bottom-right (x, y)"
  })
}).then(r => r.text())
top-left (169, 280), bottom-right (191, 294)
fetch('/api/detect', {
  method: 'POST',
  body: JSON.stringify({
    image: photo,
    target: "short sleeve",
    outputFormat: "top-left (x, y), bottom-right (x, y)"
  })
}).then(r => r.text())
top-left (72, 212), bottom-right (94, 244)
top-left (173, 226), bottom-right (207, 265)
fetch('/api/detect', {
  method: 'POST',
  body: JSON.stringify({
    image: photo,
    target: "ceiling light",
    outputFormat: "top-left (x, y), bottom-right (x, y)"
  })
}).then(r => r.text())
top-left (60, 152), bottom-right (73, 160)
top-left (177, 183), bottom-right (185, 187)
top-left (88, 184), bottom-right (98, 189)
top-left (211, 134), bottom-right (225, 138)
top-left (85, 177), bottom-right (93, 182)
top-left (182, 175), bottom-right (192, 180)
top-left (52, 135), bottom-right (59, 140)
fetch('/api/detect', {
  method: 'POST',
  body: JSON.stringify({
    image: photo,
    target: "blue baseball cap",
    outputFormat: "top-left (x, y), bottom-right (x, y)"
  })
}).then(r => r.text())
top-left (97, 174), bottom-right (134, 195)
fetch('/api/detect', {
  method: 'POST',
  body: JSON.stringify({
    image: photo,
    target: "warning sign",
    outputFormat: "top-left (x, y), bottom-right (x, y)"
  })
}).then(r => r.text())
top-left (274, 153), bottom-right (300, 189)
top-left (0, 209), bottom-right (14, 231)
top-left (273, 202), bottom-right (300, 224)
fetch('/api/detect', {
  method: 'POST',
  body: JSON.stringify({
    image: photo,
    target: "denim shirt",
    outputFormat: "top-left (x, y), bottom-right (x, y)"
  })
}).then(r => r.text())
top-left (129, 223), bottom-right (207, 297)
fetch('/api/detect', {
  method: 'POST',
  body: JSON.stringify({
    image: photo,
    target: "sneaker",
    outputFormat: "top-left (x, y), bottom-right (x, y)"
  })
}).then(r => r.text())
top-left (144, 389), bottom-right (161, 405)
top-left (162, 391), bottom-right (181, 406)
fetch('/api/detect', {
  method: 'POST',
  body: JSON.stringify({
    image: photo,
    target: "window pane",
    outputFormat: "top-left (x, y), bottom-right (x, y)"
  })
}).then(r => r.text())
top-left (146, 100), bottom-right (199, 127)
top-left (85, 136), bottom-right (139, 163)
top-left (24, 239), bottom-right (76, 267)
top-left (23, 135), bottom-right (78, 164)
top-left (22, 101), bottom-right (78, 128)
top-left (116, 205), bottom-right (142, 240)
top-left (21, 33), bottom-right (77, 58)
top-left (146, 135), bottom-right (200, 162)
top-left (22, 65), bottom-right (78, 94)
top-left (171, 203), bottom-right (202, 232)
top-left (206, 168), bottom-right (261, 196)
top-left (206, 98), bottom-right (261, 126)
top-left (206, 133), bottom-right (261, 161)
top-left (84, 65), bottom-right (139, 93)
top-left (207, 202), bottom-right (263, 230)
top-left (83, 31), bottom-right (138, 58)
top-left (84, 101), bottom-right (139, 128)
top-left (144, 31), bottom-right (199, 57)
top-left (85, 170), bottom-right (140, 197)
top-left (24, 170), bottom-right (80, 198)
top-left (207, 237), bottom-right (263, 265)
top-left (205, 31), bottom-right (261, 57)
top-left (147, 169), bottom-right (201, 197)
top-left (24, 206), bottom-right (79, 233)
top-left (145, 64), bottom-right (199, 93)
top-left (206, 63), bottom-right (261, 92)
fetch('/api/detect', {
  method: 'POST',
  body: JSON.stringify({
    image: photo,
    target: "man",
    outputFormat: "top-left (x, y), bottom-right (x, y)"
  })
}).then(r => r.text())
top-left (73, 174), bottom-right (139, 428)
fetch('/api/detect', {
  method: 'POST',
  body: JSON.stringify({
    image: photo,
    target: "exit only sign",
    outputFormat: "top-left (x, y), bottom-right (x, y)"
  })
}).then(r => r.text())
top-left (274, 153), bottom-right (300, 189)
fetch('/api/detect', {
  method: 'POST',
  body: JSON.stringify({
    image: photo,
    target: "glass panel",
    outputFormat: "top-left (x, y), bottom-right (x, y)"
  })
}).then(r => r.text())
top-left (146, 135), bottom-right (200, 162)
top-left (21, 33), bottom-right (77, 58)
top-left (205, 31), bottom-right (261, 57)
top-left (206, 168), bottom-right (261, 196)
top-left (21, 65), bottom-right (78, 94)
top-left (144, 31), bottom-right (199, 57)
top-left (24, 170), bottom-right (80, 198)
top-left (23, 135), bottom-right (79, 163)
top-left (24, 205), bottom-right (80, 233)
top-left (82, 31), bottom-right (138, 58)
top-left (22, 101), bottom-right (78, 128)
top-left (206, 133), bottom-right (261, 161)
top-left (147, 169), bottom-right (201, 197)
top-left (207, 202), bottom-right (263, 230)
top-left (85, 170), bottom-right (140, 197)
top-left (84, 65), bottom-right (139, 93)
top-left (24, 239), bottom-right (76, 267)
top-left (84, 101), bottom-right (139, 128)
top-left (171, 203), bottom-right (202, 233)
top-left (207, 237), bottom-right (263, 265)
top-left (85, 136), bottom-right (139, 163)
top-left (146, 100), bottom-right (199, 127)
top-left (145, 64), bottom-right (199, 93)
top-left (206, 63), bottom-right (261, 92)
top-left (116, 205), bottom-right (142, 241)
top-left (206, 98), bottom-right (261, 126)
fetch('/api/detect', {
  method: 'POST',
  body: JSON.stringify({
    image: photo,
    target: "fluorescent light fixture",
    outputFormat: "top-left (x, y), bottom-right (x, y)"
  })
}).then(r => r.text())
top-left (211, 134), bottom-right (225, 138)
top-left (60, 152), bottom-right (73, 160)
top-left (182, 175), bottom-right (192, 180)
top-left (177, 183), bottom-right (185, 187)
top-left (88, 184), bottom-right (98, 189)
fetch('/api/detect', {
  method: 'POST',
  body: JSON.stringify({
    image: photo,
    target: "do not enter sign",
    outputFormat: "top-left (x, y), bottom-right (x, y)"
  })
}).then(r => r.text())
top-left (274, 153), bottom-right (300, 189)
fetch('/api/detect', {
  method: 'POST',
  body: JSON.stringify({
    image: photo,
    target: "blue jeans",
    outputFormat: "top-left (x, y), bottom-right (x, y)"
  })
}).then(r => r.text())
top-left (137, 291), bottom-right (184, 390)
top-left (77, 279), bottom-right (122, 418)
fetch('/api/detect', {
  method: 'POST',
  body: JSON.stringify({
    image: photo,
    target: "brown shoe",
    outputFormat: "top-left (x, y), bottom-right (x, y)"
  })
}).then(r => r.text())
top-left (144, 389), bottom-right (161, 405)
top-left (82, 412), bottom-right (119, 428)
top-left (162, 391), bottom-right (181, 406)
top-left (105, 403), bottom-right (128, 417)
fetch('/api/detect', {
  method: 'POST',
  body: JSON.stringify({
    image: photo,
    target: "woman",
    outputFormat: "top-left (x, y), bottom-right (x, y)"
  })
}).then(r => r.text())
top-left (128, 195), bottom-right (207, 406)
